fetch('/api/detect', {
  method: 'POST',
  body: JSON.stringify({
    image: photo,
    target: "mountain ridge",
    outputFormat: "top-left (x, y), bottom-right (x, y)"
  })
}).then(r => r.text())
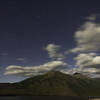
top-left (0, 71), bottom-right (100, 96)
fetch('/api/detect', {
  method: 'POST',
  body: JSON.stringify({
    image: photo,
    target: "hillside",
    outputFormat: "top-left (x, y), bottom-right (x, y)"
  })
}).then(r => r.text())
top-left (0, 71), bottom-right (100, 96)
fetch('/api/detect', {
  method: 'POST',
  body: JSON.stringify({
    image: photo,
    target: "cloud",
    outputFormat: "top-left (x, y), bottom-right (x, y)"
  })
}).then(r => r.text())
top-left (74, 53), bottom-right (99, 67)
top-left (70, 15), bottom-right (100, 53)
top-left (4, 61), bottom-right (67, 77)
top-left (16, 58), bottom-right (25, 62)
top-left (74, 53), bottom-right (100, 77)
top-left (45, 44), bottom-right (65, 60)
top-left (60, 67), bottom-right (78, 75)
top-left (86, 14), bottom-right (98, 21)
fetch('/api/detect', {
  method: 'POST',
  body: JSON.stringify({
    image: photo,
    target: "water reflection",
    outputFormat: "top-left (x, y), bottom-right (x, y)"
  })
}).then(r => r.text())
top-left (0, 96), bottom-right (89, 100)
top-left (89, 98), bottom-right (100, 100)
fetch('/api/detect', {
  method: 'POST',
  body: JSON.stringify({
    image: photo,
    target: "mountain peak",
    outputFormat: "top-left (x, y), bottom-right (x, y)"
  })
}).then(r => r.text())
top-left (43, 70), bottom-right (66, 78)
top-left (73, 72), bottom-right (90, 79)
top-left (45, 70), bottom-right (62, 75)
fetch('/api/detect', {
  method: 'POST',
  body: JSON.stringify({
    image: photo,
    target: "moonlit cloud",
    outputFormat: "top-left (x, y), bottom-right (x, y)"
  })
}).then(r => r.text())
top-left (86, 14), bottom-right (98, 21)
top-left (16, 58), bottom-right (25, 62)
top-left (4, 61), bottom-right (68, 77)
top-left (6, 65), bottom-right (23, 70)
top-left (74, 53), bottom-right (99, 67)
top-left (74, 53), bottom-right (100, 77)
top-left (70, 15), bottom-right (100, 53)
top-left (45, 44), bottom-right (65, 60)
top-left (60, 67), bottom-right (78, 75)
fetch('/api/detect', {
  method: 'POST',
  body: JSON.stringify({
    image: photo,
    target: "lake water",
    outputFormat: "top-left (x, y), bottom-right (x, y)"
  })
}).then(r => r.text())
top-left (0, 96), bottom-right (89, 100)
top-left (89, 98), bottom-right (100, 100)
top-left (0, 96), bottom-right (99, 100)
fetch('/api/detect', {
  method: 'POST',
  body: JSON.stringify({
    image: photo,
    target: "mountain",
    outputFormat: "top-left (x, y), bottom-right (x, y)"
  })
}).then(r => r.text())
top-left (0, 71), bottom-right (100, 96)
top-left (73, 73), bottom-right (91, 79)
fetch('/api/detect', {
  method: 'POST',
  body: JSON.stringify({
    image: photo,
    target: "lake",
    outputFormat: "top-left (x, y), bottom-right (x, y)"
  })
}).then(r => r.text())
top-left (0, 96), bottom-right (100, 100)
top-left (89, 98), bottom-right (100, 100)
top-left (89, 97), bottom-right (100, 100)
top-left (0, 96), bottom-right (89, 100)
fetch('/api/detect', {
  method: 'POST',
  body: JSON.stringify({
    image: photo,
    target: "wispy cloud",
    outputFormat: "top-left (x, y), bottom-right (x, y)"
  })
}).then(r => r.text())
top-left (73, 53), bottom-right (100, 77)
top-left (74, 53), bottom-right (99, 67)
top-left (4, 61), bottom-right (67, 77)
top-left (16, 58), bottom-right (25, 62)
top-left (45, 44), bottom-right (65, 60)
top-left (86, 14), bottom-right (98, 21)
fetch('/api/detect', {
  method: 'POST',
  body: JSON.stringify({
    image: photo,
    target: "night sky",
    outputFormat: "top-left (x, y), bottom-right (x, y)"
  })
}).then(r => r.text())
top-left (0, 0), bottom-right (100, 83)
